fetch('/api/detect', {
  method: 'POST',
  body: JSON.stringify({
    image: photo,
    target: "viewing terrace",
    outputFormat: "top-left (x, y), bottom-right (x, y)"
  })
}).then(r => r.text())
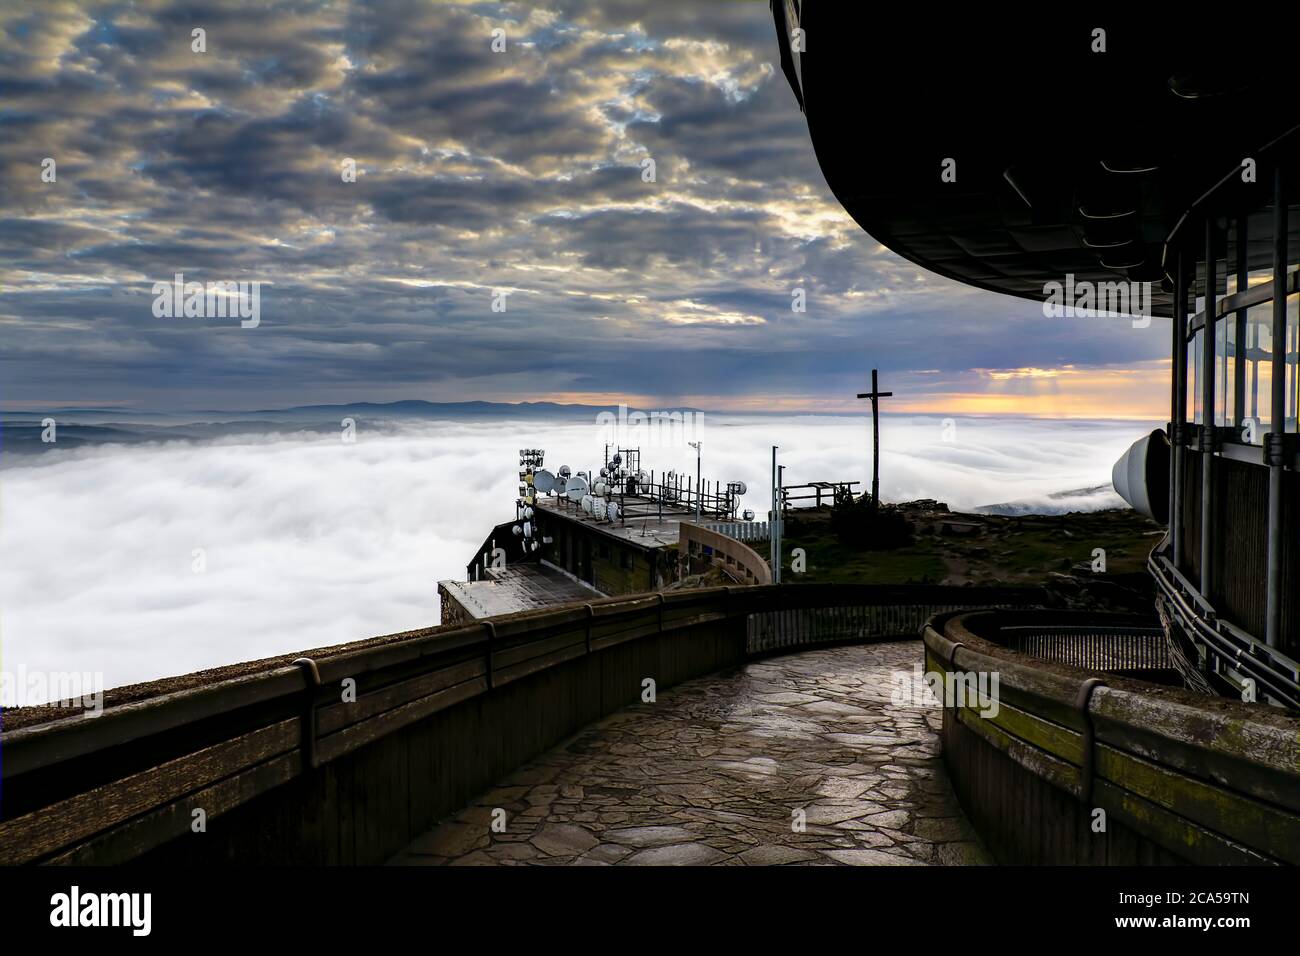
top-left (4, 581), bottom-right (1294, 866)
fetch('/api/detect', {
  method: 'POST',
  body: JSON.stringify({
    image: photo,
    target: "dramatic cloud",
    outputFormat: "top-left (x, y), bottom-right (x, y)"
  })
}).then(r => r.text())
top-left (0, 0), bottom-right (1169, 413)
top-left (0, 413), bottom-right (1153, 698)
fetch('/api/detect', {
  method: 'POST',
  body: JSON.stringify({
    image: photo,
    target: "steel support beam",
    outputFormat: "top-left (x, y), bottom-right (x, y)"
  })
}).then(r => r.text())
top-left (1234, 216), bottom-right (1248, 427)
top-left (1171, 250), bottom-right (1187, 568)
top-left (1265, 168), bottom-right (1287, 648)
top-left (1200, 220), bottom-right (1217, 600)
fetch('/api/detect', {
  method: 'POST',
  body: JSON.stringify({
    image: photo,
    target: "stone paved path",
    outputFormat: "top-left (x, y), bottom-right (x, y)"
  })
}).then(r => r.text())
top-left (391, 642), bottom-right (989, 865)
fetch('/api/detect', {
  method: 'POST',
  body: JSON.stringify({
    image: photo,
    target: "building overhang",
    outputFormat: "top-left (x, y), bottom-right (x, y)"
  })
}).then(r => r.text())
top-left (774, 5), bottom-right (1300, 316)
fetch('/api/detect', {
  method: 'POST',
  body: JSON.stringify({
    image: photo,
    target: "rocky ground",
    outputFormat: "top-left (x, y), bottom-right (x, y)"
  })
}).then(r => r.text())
top-left (391, 642), bottom-right (987, 866)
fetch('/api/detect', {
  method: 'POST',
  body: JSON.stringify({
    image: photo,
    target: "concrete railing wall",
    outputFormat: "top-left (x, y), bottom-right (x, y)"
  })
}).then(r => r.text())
top-left (0, 584), bottom-right (1043, 865)
top-left (20, 585), bottom-right (1292, 867)
top-left (678, 522), bottom-right (773, 584)
top-left (924, 610), bottom-right (1300, 865)
top-left (0, 590), bottom-right (751, 865)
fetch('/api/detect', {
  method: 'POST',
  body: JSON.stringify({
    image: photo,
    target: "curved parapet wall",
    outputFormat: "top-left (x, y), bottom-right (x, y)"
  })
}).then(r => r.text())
top-left (0, 588), bottom-right (752, 865)
top-left (678, 521), bottom-right (772, 584)
top-left (924, 610), bottom-right (1300, 865)
top-left (0, 584), bottom-right (1041, 865)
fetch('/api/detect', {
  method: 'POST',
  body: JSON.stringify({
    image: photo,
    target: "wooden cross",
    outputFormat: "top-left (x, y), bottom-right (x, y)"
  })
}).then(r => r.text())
top-left (856, 368), bottom-right (892, 511)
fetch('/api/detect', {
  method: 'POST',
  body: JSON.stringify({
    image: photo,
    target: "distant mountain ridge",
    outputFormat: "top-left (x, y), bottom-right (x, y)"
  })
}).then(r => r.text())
top-left (3, 399), bottom-right (707, 423)
top-left (975, 484), bottom-right (1123, 516)
top-left (0, 400), bottom-right (710, 454)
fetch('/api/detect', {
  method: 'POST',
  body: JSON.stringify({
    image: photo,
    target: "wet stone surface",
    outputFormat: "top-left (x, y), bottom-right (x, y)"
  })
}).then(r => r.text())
top-left (391, 642), bottom-right (989, 866)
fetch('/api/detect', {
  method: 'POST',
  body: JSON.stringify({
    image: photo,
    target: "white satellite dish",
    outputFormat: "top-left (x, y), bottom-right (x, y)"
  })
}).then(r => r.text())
top-left (523, 521), bottom-right (532, 537)
top-left (742, 509), bottom-right (755, 521)
top-left (580, 494), bottom-right (594, 514)
top-left (593, 480), bottom-right (607, 496)
top-left (606, 501), bottom-right (620, 522)
top-left (732, 481), bottom-right (748, 496)
top-left (566, 476), bottom-right (589, 501)
top-left (534, 469), bottom-right (556, 494)
top-left (554, 476), bottom-right (567, 495)
top-left (512, 525), bottom-right (522, 536)
top-left (558, 465), bottom-right (571, 478)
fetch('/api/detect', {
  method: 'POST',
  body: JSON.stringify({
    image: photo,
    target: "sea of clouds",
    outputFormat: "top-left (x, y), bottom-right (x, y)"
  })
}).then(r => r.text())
top-left (0, 413), bottom-right (1157, 700)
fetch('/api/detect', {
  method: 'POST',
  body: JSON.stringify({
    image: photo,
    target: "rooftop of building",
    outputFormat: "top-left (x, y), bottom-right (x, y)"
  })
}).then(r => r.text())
top-left (438, 562), bottom-right (602, 620)
top-left (534, 492), bottom-right (705, 550)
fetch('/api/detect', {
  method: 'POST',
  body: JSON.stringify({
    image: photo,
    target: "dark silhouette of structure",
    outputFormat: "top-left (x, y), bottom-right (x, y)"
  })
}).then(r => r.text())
top-left (857, 368), bottom-right (892, 511)
top-left (773, 3), bottom-right (1300, 708)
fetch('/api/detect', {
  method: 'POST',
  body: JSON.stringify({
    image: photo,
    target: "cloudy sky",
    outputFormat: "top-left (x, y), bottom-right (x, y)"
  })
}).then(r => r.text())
top-left (1, 0), bottom-right (1169, 417)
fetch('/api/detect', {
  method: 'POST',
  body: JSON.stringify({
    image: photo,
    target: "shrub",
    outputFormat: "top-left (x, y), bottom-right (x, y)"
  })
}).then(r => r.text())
top-left (829, 497), bottom-right (913, 550)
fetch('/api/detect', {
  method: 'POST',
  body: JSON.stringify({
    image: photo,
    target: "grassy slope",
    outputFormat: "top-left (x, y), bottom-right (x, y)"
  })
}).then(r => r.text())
top-left (779, 503), bottom-right (1164, 592)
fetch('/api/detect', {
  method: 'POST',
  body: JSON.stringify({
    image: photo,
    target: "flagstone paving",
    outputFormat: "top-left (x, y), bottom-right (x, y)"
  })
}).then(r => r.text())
top-left (391, 641), bottom-right (989, 866)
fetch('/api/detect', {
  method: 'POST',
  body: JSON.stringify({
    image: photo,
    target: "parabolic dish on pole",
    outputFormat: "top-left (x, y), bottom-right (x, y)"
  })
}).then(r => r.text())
top-left (565, 476), bottom-right (590, 501)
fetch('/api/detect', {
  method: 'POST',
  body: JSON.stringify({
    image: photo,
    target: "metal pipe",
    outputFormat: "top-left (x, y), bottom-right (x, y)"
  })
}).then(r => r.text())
top-left (1171, 249), bottom-right (1187, 568)
top-left (693, 441), bottom-right (702, 520)
top-left (777, 464), bottom-right (785, 584)
top-left (1200, 219), bottom-right (1217, 600)
top-left (1265, 167), bottom-right (1287, 648)
top-left (771, 445), bottom-right (779, 584)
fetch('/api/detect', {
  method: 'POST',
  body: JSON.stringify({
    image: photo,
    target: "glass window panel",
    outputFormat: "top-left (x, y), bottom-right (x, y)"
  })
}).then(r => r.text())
top-left (1246, 268), bottom-right (1274, 292)
top-left (1288, 293), bottom-right (1298, 433)
top-left (1218, 313), bottom-right (1232, 427)
top-left (1244, 302), bottom-right (1274, 437)
top-left (1190, 328), bottom-right (1203, 425)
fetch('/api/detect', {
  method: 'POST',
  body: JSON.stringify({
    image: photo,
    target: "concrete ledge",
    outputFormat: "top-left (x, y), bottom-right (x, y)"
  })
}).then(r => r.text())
top-left (924, 609), bottom-right (1300, 865)
top-left (678, 522), bottom-right (772, 584)
top-left (0, 583), bottom-right (1046, 865)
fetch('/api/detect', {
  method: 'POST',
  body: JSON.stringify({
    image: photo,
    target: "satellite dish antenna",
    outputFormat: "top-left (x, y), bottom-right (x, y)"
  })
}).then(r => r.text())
top-left (580, 494), bottom-right (594, 514)
top-left (742, 509), bottom-right (755, 521)
top-left (593, 480), bottom-right (607, 496)
top-left (554, 476), bottom-right (567, 495)
top-left (612, 453), bottom-right (622, 466)
top-left (534, 469), bottom-right (555, 494)
top-left (512, 525), bottom-right (522, 536)
top-left (731, 481), bottom-right (748, 496)
top-left (607, 501), bottom-right (620, 522)
top-left (558, 465), bottom-right (571, 478)
top-left (566, 475), bottom-right (589, 501)
top-left (523, 521), bottom-right (532, 537)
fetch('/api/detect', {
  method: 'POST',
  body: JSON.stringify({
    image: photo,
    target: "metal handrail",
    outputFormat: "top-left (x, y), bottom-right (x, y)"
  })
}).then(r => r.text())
top-left (1148, 545), bottom-right (1300, 708)
top-left (1185, 264), bottom-right (1300, 336)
